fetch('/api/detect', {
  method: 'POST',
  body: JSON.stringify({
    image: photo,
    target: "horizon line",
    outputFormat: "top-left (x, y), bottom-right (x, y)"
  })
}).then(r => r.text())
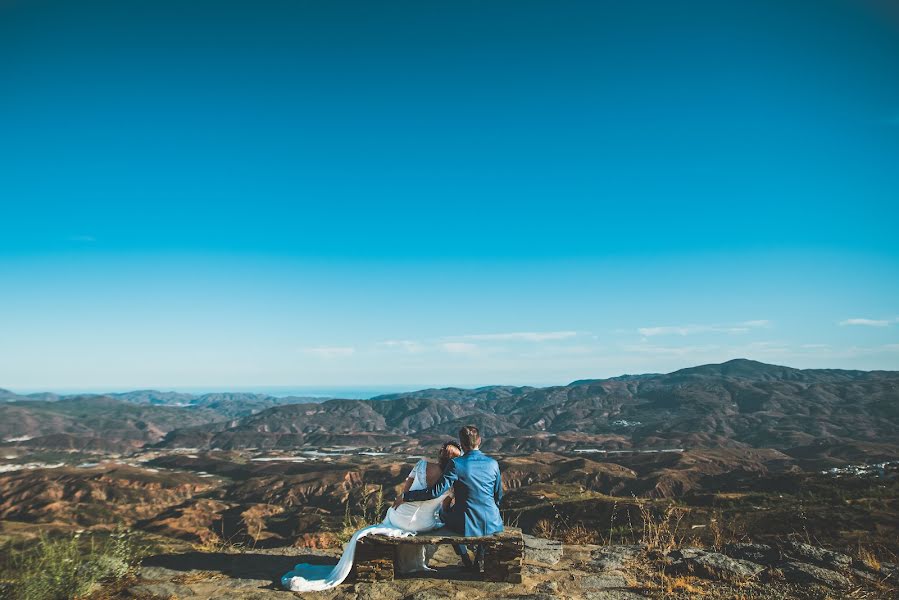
top-left (5, 358), bottom-right (893, 398)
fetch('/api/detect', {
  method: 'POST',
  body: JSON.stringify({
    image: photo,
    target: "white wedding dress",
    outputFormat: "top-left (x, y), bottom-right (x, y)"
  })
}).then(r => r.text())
top-left (281, 459), bottom-right (447, 592)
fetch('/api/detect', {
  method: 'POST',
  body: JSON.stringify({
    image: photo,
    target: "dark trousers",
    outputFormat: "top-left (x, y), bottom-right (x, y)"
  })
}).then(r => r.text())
top-left (440, 505), bottom-right (482, 562)
top-left (454, 543), bottom-right (485, 562)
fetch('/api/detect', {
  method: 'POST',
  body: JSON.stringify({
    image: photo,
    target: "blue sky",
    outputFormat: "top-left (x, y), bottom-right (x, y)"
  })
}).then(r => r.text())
top-left (1, 1), bottom-right (898, 391)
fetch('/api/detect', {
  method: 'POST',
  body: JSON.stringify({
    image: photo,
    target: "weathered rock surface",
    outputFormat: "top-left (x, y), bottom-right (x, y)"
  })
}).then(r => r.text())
top-left (583, 592), bottom-right (648, 600)
top-left (401, 590), bottom-right (454, 600)
top-left (722, 542), bottom-right (782, 565)
top-left (682, 551), bottom-right (765, 581)
top-left (582, 572), bottom-right (630, 589)
top-left (589, 544), bottom-right (644, 571)
top-left (522, 534), bottom-right (563, 565)
top-left (127, 582), bottom-right (197, 598)
top-left (781, 541), bottom-right (852, 571)
top-left (780, 561), bottom-right (851, 588)
top-left (118, 540), bottom-right (895, 600)
top-left (353, 583), bottom-right (404, 600)
top-left (665, 547), bottom-right (704, 561)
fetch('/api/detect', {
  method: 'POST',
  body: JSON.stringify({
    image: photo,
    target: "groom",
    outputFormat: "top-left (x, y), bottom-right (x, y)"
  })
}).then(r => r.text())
top-left (401, 425), bottom-right (504, 571)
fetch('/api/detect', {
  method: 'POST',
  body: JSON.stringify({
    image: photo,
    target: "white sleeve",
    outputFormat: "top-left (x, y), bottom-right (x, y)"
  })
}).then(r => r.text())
top-left (407, 459), bottom-right (425, 480)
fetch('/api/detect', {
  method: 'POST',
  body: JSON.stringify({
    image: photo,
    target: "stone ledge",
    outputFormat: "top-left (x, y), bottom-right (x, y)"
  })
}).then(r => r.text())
top-left (363, 527), bottom-right (522, 546)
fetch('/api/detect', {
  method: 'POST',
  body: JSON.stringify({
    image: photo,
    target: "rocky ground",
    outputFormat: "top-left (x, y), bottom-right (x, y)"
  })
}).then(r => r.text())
top-left (121, 535), bottom-right (897, 600)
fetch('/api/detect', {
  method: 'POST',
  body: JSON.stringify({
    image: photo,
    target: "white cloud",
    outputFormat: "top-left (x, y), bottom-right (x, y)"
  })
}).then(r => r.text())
top-left (623, 344), bottom-right (720, 357)
top-left (740, 320), bottom-right (771, 328)
top-left (440, 342), bottom-right (479, 355)
top-left (839, 318), bottom-right (892, 327)
top-left (638, 326), bottom-right (705, 337)
top-left (448, 331), bottom-right (578, 342)
top-left (378, 340), bottom-right (425, 353)
top-left (637, 320), bottom-right (770, 337)
top-left (303, 346), bottom-right (355, 359)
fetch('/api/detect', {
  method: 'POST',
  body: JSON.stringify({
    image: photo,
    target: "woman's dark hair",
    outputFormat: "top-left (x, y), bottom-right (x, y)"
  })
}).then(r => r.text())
top-left (458, 424), bottom-right (481, 450)
top-left (438, 440), bottom-right (463, 470)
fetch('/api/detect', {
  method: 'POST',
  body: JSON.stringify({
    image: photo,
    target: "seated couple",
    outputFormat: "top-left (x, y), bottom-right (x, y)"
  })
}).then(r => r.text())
top-left (281, 425), bottom-right (504, 592)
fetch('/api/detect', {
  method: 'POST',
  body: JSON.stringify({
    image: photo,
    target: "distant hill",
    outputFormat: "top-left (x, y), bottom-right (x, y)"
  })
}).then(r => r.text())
top-left (0, 396), bottom-right (225, 451)
top-left (0, 387), bottom-right (331, 418)
top-left (157, 359), bottom-right (899, 451)
top-left (0, 388), bottom-right (61, 402)
top-left (371, 385), bottom-right (537, 403)
top-left (111, 390), bottom-right (332, 417)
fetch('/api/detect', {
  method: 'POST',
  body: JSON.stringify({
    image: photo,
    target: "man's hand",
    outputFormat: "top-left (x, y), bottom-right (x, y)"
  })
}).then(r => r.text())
top-left (442, 496), bottom-right (453, 512)
top-left (392, 496), bottom-right (405, 509)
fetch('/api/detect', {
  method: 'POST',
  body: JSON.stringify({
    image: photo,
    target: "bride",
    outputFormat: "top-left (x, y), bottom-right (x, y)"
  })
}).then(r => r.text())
top-left (281, 441), bottom-right (463, 592)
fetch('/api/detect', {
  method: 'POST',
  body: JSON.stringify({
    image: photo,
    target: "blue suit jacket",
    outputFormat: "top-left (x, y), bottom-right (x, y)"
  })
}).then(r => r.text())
top-left (403, 449), bottom-right (504, 537)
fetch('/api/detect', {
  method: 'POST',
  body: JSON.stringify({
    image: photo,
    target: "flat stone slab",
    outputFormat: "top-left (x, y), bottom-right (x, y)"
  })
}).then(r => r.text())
top-left (522, 534), bottom-right (563, 565)
top-left (127, 582), bottom-right (196, 598)
top-left (365, 527), bottom-right (522, 545)
top-left (583, 591), bottom-right (648, 600)
top-left (402, 591), bottom-right (455, 600)
top-left (582, 572), bottom-right (630, 589)
top-left (138, 566), bottom-right (190, 581)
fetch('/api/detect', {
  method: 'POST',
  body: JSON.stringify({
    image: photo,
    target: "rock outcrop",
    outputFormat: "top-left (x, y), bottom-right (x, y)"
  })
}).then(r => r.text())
top-left (119, 539), bottom-right (896, 600)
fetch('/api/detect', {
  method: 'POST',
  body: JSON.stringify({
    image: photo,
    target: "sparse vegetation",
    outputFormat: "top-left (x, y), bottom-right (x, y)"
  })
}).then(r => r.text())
top-left (335, 484), bottom-right (386, 545)
top-left (638, 500), bottom-right (686, 552)
top-left (857, 546), bottom-right (881, 572)
top-left (191, 522), bottom-right (251, 554)
top-left (528, 496), bottom-right (691, 551)
top-left (0, 527), bottom-right (145, 600)
top-left (531, 518), bottom-right (554, 539)
top-left (660, 573), bottom-right (705, 595)
top-left (534, 519), bottom-right (601, 545)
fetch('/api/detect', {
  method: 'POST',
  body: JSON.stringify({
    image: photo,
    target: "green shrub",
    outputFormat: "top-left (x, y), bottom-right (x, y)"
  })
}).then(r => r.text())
top-left (0, 528), bottom-right (144, 600)
top-left (335, 485), bottom-right (386, 545)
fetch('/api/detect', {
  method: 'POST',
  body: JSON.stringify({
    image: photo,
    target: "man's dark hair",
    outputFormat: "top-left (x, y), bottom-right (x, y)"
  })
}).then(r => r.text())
top-left (458, 425), bottom-right (481, 450)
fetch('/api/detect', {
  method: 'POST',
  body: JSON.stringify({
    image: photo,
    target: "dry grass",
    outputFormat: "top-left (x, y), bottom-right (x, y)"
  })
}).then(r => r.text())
top-left (532, 518), bottom-right (554, 539)
top-left (335, 484), bottom-right (386, 545)
top-left (531, 518), bottom-right (600, 544)
top-left (857, 546), bottom-right (881, 572)
top-left (170, 571), bottom-right (227, 584)
top-left (191, 523), bottom-right (249, 554)
top-left (639, 501), bottom-right (686, 552)
top-left (624, 559), bottom-right (714, 599)
top-left (708, 514), bottom-right (727, 550)
top-left (530, 497), bottom-right (689, 550)
top-left (662, 573), bottom-right (706, 595)
top-left (558, 523), bottom-right (601, 545)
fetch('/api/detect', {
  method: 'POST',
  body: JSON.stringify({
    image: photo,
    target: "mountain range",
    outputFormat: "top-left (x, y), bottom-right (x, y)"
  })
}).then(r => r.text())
top-left (0, 389), bottom-right (328, 451)
top-left (3, 359), bottom-right (897, 452)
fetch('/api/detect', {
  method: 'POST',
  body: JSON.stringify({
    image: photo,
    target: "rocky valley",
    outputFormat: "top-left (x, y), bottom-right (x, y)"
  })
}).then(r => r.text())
top-left (1, 360), bottom-right (897, 599)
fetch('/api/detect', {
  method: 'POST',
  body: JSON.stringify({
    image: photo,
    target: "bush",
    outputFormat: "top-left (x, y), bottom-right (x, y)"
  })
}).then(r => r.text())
top-left (0, 528), bottom-right (145, 600)
top-left (335, 485), bottom-right (386, 545)
top-left (638, 501), bottom-right (686, 552)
